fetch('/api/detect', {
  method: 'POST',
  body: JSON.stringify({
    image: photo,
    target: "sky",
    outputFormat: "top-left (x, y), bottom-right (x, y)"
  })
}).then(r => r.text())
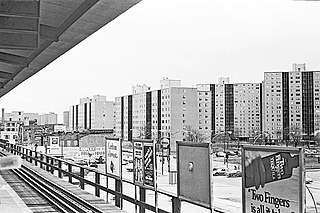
top-left (1, 0), bottom-right (320, 123)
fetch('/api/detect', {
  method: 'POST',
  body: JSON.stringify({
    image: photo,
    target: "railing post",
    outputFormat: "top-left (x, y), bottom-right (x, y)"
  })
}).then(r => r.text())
top-left (46, 156), bottom-right (50, 172)
top-left (58, 161), bottom-right (62, 178)
top-left (80, 167), bottom-right (85, 189)
top-left (50, 158), bottom-right (54, 174)
top-left (35, 151), bottom-right (38, 166)
top-left (139, 187), bottom-right (146, 213)
top-left (29, 149), bottom-right (33, 163)
top-left (115, 179), bottom-right (122, 208)
top-left (25, 148), bottom-right (28, 161)
top-left (40, 154), bottom-right (44, 169)
top-left (68, 164), bottom-right (72, 183)
top-left (95, 172), bottom-right (100, 197)
top-left (172, 197), bottom-right (181, 213)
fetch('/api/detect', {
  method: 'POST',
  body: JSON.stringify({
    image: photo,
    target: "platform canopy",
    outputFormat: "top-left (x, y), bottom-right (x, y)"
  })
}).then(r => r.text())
top-left (0, 0), bottom-right (142, 98)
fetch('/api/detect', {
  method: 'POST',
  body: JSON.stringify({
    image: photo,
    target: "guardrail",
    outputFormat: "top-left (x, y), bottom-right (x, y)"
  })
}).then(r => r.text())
top-left (0, 142), bottom-right (212, 213)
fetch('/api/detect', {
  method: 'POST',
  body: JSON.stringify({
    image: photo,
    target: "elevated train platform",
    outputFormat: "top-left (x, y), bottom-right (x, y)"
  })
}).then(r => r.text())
top-left (0, 156), bottom-right (127, 213)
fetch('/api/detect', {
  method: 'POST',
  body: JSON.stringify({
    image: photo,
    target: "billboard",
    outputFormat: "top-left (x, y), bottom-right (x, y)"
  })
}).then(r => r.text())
top-left (134, 141), bottom-right (143, 184)
top-left (106, 138), bottom-right (121, 177)
top-left (144, 142), bottom-right (155, 187)
top-left (242, 146), bottom-right (305, 213)
top-left (177, 141), bottom-right (212, 209)
top-left (47, 147), bottom-right (61, 156)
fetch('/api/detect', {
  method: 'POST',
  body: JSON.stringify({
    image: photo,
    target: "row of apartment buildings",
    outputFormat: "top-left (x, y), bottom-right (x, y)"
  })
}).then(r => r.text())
top-left (112, 64), bottom-right (320, 151)
top-left (62, 64), bottom-right (320, 152)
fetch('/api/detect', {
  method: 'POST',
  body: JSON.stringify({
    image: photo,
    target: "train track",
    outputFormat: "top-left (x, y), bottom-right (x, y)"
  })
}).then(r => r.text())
top-left (0, 152), bottom-right (104, 213)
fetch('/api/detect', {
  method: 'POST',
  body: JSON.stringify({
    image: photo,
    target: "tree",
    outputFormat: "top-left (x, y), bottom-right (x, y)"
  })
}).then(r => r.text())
top-left (183, 125), bottom-right (209, 142)
top-left (289, 126), bottom-right (303, 147)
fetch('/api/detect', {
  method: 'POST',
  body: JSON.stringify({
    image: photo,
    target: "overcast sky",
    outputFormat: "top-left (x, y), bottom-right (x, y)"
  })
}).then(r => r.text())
top-left (1, 0), bottom-right (320, 122)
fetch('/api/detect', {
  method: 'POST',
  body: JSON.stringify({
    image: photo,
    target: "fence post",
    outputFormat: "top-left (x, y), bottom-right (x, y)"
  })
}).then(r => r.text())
top-left (80, 167), bottom-right (85, 189)
top-left (29, 150), bottom-right (33, 163)
top-left (58, 160), bottom-right (62, 178)
top-left (35, 151), bottom-right (38, 166)
top-left (50, 158), bottom-right (54, 174)
top-left (40, 154), bottom-right (44, 169)
top-left (68, 164), bottom-right (72, 183)
top-left (139, 187), bottom-right (146, 213)
top-left (95, 172), bottom-right (100, 197)
top-left (46, 156), bottom-right (50, 172)
top-left (115, 179), bottom-right (122, 208)
top-left (172, 197), bottom-right (181, 213)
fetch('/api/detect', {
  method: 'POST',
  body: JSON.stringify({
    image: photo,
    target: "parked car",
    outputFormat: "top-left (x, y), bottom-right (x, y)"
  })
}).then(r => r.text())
top-left (226, 169), bottom-right (242, 178)
top-left (216, 152), bottom-right (226, 157)
top-left (213, 168), bottom-right (229, 176)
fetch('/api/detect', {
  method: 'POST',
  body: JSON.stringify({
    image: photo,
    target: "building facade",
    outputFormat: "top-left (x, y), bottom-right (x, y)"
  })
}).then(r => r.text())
top-left (38, 112), bottom-right (58, 125)
top-left (4, 110), bottom-right (39, 125)
top-left (0, 121), bottom-right (20, 144)
top-left (197, 79), bottom-right (262, 141)
top-left (63, 111), bottom-right (70, 131)
top-left (114, 84), bottom-right (198, 152)
top-left (263, 63), bottom-right (320, 141)
top-left (69, 95), bottom-right (114, 131)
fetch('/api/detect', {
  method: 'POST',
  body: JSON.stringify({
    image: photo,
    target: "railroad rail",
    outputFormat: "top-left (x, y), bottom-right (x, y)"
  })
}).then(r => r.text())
top-left (0, 151), bottom-right (105, 213)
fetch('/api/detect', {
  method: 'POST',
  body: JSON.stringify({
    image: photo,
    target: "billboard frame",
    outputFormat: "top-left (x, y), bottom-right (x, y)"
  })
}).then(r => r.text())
top-left (133, 139), bottom-right (156, 190)
top-left (241, 145), bottom-right (305, 213)
top-left (105, 137), bottom-right (122, 180)
top-left (177, 141), bottom-right (213, 210)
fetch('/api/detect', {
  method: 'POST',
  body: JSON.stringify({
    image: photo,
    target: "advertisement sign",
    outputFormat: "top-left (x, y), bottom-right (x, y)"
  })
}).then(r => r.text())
top-left (134, 141), bottom-right (143, 184)
top-left (106, 138), bottom-right (121, 177)
top-left (177, 141), bottom-right (212, 209)
top-left (48, 147), bottom-right (61, 156)
top-left (242, 146), bottom-right (305, 213)
top-left (143, 143), bottom-right (155, 187)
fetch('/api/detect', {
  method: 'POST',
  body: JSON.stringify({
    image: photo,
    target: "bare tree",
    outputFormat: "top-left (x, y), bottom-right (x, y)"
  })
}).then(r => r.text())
top-left (184, 125), bottom-right (209, 142)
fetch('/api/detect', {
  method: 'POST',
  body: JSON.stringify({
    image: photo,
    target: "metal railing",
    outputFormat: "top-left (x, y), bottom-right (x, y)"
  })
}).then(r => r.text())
top-left (0, 142), bottom-right (213, 213)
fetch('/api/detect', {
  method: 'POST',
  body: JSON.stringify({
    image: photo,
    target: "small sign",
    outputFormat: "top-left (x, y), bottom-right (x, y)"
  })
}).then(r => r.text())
top-left (144, 143), bottom-right (155, 187)
top-left (161, 138), bottom-right (169, 148)
top-left (106, 138), bottom-right (121, 177)
top-left (134, 142), bottom-right (143, 184)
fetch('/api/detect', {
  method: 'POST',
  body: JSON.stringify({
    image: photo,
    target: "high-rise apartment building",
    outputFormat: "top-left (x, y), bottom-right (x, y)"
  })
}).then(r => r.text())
top-left (38, 112), bottom-right (58, 125)
top-left (63, 111), bottom-right (70, 131)
top-left (69, 95), bottom-right (114, 131)
top-left (114, 82), bottom-right (198, 152)
top-left (263, 63), bottom-right (320, 141)
top-left (197, 80), bottom-right (262, 140)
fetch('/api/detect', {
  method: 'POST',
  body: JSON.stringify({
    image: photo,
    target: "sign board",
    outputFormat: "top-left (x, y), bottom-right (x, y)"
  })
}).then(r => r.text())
top-left (47, 147), bottom-right (61, 156)
top-left (242, 146), bottom-right (305, 213)
top-left (106, 138), bottom-right (121, 177)
top-left (134, 141), bottom-right (144, 184)
top-left (49, 136), bottom-right (59, 147)
top-left (161, 138), bottom-right (170, 148)
top-left (144, 142), bottom-right (155, 187)
top-left (177, 141), bottom-right (212, 209)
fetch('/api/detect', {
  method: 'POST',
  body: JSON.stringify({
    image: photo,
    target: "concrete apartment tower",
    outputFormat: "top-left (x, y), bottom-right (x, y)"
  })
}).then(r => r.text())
top-left (263, 63), bottom-right (320, 141)
top-left (114, 78), bottom-right (198, 153)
